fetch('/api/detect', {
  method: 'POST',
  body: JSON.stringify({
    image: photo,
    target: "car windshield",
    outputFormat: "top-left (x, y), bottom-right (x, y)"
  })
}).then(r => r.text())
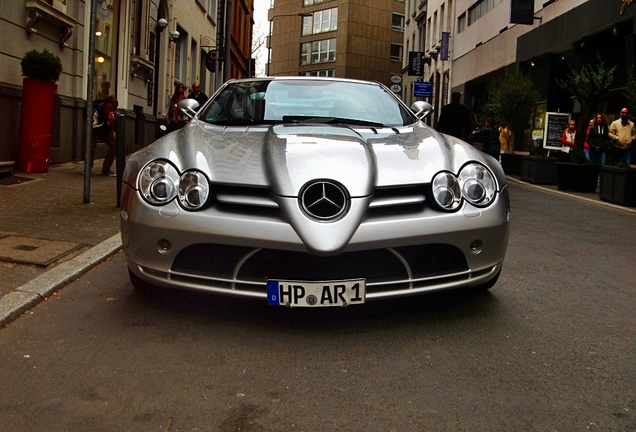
top-left (198, 79), bottom-right (415, 127)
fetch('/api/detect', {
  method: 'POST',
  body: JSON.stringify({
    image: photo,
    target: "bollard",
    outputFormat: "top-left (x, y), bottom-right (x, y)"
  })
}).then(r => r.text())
top-left (115, 112), bottom-right (126, 207)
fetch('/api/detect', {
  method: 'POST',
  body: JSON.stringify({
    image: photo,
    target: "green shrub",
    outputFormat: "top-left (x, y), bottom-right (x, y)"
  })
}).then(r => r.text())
top-left (20, 49), bottom-right (63, 81)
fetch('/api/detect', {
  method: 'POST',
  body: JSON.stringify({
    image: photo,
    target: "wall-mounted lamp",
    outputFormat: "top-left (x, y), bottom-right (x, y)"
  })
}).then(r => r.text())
top-left (157, 18), bottom-right (168, 31)
top-left (530, 61), bottom-right (535, 67)
top-left (169, 30), bottom-right (180, 42)
top-left (613, 26), bottom-right (618, 37)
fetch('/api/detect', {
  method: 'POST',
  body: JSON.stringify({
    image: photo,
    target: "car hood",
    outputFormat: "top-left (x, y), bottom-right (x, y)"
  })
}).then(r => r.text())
top-left (127, 120), bottom-right (497, 198)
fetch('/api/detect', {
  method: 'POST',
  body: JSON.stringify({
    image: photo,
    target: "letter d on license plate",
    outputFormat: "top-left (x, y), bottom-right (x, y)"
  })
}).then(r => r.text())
top-left (267, 279), bottom-right (366, 307)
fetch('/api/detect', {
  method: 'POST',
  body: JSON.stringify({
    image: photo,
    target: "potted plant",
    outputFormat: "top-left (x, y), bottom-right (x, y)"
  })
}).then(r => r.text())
top-left (484, 67), bottom-right (540, 176)
top-left (554, 54), bottom-right (615, 192)
top-left (599, 162), bottom-right (636, 206)
top-left (16, 49), bottom-right (63, 173)
top-left (520, 153), bottom-right (559, 184)
top-left (598, 70), bottom-right (636, 205)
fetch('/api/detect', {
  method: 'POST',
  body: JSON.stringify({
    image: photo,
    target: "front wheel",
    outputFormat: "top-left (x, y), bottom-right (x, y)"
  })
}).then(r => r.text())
top-left (473, 268), bottom-right (501, 291)
top-left (128, 268), bottom-right (155, 293)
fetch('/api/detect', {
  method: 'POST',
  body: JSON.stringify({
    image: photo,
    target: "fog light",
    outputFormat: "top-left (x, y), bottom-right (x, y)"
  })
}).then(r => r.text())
top-left (157, 239), bottom-right (172, 254)
top-left (469, 240), bottom-right (482, 254)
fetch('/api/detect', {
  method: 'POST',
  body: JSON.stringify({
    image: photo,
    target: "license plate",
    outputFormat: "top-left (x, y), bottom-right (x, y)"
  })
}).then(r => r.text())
top-left (267, 279), bottom-right (366, 307)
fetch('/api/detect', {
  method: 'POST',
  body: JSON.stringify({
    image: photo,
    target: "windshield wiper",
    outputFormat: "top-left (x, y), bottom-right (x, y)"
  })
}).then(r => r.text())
top-left (282, 116), bottom-right (384, 128)
top-left (208, 119), bottom-right (280, 126)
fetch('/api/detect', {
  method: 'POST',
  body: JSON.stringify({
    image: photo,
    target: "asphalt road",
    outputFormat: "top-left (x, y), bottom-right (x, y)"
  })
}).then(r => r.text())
top-left (1, 182), bottom-right (635, 431)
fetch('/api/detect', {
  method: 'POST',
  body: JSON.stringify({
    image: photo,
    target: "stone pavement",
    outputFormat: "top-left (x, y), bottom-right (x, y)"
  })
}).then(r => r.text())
top-left (0, 161), bottom-right (634, 327)
top-left (0, 161), bottom-right (122, 326)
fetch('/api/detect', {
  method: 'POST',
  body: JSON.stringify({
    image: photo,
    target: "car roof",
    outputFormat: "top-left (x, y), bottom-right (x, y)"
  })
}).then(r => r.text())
top-left (224, 76), bottom-right (383, 87)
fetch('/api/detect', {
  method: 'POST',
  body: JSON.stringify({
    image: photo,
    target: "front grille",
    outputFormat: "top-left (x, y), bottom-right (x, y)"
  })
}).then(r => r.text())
top-left (171, 243), bottom-right (468, 294)
top-left (208, 184), bottom-right (432, 217)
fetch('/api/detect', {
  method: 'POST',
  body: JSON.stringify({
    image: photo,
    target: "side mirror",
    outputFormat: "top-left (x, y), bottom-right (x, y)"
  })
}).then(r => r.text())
top-left (411, 101), bottom-right (433, 119)
top-left (177, 98), bottom-right (200, 120)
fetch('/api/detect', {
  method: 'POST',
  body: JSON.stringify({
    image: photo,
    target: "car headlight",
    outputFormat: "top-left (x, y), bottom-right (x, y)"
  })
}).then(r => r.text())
top-left (432, 163), bottom-right (497, 211)
top-left (458, 163), bottom-right (496, 207)
top-left (178, 170), bottom-right (209, 210)
top-left (139, 160), bottom-right (180, 205)
top-left (432, 172), bottom-right (462, 211)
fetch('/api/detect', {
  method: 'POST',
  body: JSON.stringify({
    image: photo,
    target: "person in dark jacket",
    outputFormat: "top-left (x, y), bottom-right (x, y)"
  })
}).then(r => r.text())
top-left (470, 117), bottom-right (500, 160)
top-left (187, 82), bottom-right (208, 106)
top-left (90, 95), bottom-right (118, 176)
top-left (435, 91), bottom-right (473, 141)
top-left (587, 113), bottom-right (609, 165)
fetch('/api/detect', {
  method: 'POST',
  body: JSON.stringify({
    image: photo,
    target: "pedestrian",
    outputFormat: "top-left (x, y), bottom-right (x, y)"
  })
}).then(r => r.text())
top-left (587, 113), bottom-right (609, 165)
top-left (469, 117), bottom-right (500, 160)
top-left (187, 82), bottom-right (208, 106)
top-left (94, 81), bottom-right (111, 105)
top-left (583, 118), bottom-right (593, 161)
top-left (609, 107), bottom-right (635, 167)
top-left (90, 95), bottom-right (118, 176)
top-left (164, 82), bottom-right (187, 133)
top-left (435, 91), bottom-right (473, 141)
top-left (560, 119), bottom-right (576, 163)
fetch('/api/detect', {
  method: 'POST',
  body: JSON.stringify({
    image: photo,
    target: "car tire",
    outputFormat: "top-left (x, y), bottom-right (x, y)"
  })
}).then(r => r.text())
top-left (128, 268), bottom-right (155, 293)
top-left (473, 268), bottom-right (501, 291)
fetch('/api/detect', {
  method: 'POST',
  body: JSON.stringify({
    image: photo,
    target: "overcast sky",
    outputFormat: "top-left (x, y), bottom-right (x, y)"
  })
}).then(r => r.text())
top-left (253, 2), bottom-right (269, 76)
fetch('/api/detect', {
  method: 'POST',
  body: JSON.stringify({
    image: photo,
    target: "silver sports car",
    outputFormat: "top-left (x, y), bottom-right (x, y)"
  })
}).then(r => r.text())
top-left (120, 77), bottom-right (510, 307)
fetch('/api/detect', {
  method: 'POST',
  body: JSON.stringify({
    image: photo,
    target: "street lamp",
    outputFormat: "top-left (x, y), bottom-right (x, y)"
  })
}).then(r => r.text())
top-left (267, 12), bottom-right (312, 76)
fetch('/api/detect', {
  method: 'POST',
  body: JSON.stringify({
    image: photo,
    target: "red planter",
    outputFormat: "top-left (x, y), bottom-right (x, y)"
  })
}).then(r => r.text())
top-left (17, 77), bottom-right (56, 173)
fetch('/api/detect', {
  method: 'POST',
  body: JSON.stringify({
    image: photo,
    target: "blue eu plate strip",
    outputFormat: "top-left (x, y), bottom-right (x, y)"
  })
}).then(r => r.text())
top-left (267, 280), bottom-right (280, 306)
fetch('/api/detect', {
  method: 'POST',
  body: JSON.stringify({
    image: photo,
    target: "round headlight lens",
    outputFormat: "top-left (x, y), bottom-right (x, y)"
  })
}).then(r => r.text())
top-left (432, 172), bottom-right (461, 211)
top-left (178, 170), bottom-right (209, 210)
top-left (458, 163), bottom-right (496, 206)
top-left (139, 160), bottom-right (180, 205)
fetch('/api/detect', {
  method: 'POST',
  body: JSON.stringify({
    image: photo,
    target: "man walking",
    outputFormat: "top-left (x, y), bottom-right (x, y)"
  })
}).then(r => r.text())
top-left (435, 91), bottom-right (473, 141)
top-left (187, 83), bottom-right (208, 106)
top-left (609, 107), bottom-right (635, 166)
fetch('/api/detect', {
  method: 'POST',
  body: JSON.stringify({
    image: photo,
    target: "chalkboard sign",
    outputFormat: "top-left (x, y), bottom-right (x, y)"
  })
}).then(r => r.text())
top-left (544, 112), bottom-right (571, 150)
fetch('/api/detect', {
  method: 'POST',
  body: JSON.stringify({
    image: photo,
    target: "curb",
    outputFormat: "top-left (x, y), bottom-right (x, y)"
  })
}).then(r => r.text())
top-left (0, 234), bottom-right (122, 328)
top-left (506, 176), bottom-right (636, 214)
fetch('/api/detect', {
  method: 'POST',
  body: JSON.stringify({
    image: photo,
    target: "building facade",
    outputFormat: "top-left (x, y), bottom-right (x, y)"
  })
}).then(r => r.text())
top-left (399, 0), bottom-right (636, 139)
top-left (0, 0), bottom-right (253, 167)
top-left (448, 0), bottom-right (635, 139)
top-left (267, 0), bottom-right (406, 89)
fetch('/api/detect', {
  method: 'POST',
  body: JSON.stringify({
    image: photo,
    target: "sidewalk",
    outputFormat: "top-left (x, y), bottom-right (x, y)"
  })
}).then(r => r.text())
top-left (0, 161), bottom-right (122, 326)
top-left (0, 162), bottom-right (634, 327)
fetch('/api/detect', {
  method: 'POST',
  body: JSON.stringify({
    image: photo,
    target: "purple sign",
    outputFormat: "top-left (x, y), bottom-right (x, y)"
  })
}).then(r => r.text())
top-left (440, 32), bottom-right (450, 61)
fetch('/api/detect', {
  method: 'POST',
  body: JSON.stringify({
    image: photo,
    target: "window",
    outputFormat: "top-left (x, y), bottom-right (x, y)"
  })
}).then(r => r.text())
top-left (301, 38), bottom-right (336, 65)
top-left (299, 69), bottom-right (335, 77)
top-left (457, 13), bottom-right (466, 33)
top-left (302, 7), bottom-right (338, 36)
top-left (303, 0), bottom-right (333, 5)
top-left (133, 0), bottom-right (146, 56)
top-left (390, 43), bottom-right (403, 62)
top-left (174, 25), bottom-right (188, 82)
top-left (392, 13), bottom-right (405, 31)
top-left (467, 0), bottom-right (502, 26)
top-left (207, 0), bottom-right (217, 20)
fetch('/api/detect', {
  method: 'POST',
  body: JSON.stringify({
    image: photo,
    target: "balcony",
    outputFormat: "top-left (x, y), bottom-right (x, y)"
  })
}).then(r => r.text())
top-left (25, 0), bottom-right (76, 48)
